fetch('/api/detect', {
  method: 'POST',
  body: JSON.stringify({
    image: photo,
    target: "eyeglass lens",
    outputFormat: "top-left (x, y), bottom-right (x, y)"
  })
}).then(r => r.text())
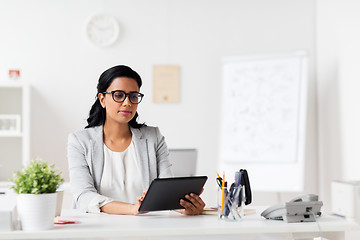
top-left (113, 91), bottom-right (142, 104)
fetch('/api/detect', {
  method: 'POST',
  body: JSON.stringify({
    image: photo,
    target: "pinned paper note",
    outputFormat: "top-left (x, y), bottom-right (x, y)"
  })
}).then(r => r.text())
top-left (153, 65), bottom-right (180, 103)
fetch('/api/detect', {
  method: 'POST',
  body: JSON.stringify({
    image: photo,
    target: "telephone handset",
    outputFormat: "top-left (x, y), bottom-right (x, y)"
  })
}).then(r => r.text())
top-left (261, 194), bottom-right (323, 223)
top-left (290, 193), bottom-right (319, 202)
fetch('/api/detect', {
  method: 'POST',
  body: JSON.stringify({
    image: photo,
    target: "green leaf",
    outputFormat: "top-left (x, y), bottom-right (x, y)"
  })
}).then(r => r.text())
top-left (9, 157), bottom-right (64, 194)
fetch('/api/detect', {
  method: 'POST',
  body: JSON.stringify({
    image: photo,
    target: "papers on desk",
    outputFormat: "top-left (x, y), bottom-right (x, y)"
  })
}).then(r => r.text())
top-left (0, 188), bottom-right (18, 231)
top-left (54, 216), bottom-right (79, 225)
top-left (202, 207), bottom-right (256, 216)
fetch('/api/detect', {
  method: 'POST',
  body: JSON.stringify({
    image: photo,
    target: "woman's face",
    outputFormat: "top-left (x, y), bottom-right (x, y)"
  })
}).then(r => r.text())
top-left (99, 77), bottom-right (139, 126)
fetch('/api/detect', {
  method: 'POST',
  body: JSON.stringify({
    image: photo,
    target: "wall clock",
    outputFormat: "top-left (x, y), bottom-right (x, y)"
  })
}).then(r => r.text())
top-left (86, 14), bottom-right (120, 47)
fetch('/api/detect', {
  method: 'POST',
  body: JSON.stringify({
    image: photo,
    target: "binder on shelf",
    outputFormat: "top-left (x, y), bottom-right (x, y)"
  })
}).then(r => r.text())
top-left (0, 115), bottom-right (21, 135)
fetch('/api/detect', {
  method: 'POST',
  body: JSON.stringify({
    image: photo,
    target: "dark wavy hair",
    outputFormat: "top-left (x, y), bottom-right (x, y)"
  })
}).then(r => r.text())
top-left (85, 65), bottom-right (146, 129)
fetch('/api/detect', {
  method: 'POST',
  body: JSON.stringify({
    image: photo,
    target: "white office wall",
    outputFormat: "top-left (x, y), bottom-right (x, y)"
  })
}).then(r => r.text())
top-left (317, 0), bottom-right (360, 211)
top-left (337, 2), bottom-right (360, 181)
top-left (0, 0), bottom-right (317, 205)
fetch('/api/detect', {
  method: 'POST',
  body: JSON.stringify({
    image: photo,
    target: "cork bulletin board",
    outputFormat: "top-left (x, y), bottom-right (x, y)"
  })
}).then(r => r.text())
top-left (153, 65), bottom-right (180, 103)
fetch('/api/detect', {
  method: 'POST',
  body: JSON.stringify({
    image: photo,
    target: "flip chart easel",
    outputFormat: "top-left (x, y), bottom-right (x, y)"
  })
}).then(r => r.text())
top-left (219, 52), bottom-right (308, 192)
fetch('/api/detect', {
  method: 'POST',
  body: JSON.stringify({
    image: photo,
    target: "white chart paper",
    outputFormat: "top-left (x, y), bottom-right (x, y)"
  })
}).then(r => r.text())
top-left (219, 52), bottom-right (308, 191)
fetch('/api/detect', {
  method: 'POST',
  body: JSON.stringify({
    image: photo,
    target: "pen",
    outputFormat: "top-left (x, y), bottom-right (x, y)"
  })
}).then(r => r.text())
top-left (216, 178), bottom-right (222, 188)
top-left (235, 171), bottom-right (242, 187)
top-left (223, 182), bottom-right (233, 217)
top-left (234, 171), bottom-right (243, 207)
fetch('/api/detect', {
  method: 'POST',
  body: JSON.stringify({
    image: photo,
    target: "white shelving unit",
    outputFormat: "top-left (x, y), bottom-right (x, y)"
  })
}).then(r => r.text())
top-left (0, 81), bottom-right (30, 183)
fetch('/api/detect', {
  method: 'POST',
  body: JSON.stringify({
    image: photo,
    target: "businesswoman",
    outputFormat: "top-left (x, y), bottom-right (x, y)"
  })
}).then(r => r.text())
top-left (67, 65), bottom-right (205, 215)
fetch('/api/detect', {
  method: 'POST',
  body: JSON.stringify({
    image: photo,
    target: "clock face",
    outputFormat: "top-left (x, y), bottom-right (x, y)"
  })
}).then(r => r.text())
top-left (86, 14), bottom-right (120, 47)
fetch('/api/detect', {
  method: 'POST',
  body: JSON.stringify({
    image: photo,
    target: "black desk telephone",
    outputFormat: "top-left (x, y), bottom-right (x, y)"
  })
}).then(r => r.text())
top-left (261, 194), bottom-right (323, 223)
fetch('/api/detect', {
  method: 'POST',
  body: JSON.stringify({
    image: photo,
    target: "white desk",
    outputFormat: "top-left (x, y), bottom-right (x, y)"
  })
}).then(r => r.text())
top-left (0, 207), bottom-right (358, 240)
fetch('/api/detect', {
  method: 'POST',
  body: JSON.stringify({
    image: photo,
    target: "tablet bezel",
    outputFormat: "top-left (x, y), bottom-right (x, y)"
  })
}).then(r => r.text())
top-left (138, 176), bottom-right (208, 212)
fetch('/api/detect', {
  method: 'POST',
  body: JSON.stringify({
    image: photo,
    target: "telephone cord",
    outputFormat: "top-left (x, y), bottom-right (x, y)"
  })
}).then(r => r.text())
top-left (308, 209), bottom-right (323, 240)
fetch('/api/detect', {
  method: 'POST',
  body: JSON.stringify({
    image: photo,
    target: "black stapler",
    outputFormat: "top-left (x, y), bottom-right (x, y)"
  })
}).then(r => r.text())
top-left (239, 169), bottom-right (252, 206)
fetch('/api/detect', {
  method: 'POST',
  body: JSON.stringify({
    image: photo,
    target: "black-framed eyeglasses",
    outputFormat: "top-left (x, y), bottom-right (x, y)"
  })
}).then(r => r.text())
top-left (102, 90), bottom-right (144, 104)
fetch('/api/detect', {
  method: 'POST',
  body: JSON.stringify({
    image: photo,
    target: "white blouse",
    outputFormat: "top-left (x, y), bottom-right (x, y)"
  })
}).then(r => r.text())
top-left (87, 141), bottom-right (143, 213)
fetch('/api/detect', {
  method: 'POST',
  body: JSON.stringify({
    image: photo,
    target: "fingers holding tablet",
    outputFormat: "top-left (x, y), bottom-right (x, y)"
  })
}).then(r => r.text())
top-left (179, 193), bottom-right (206, 215)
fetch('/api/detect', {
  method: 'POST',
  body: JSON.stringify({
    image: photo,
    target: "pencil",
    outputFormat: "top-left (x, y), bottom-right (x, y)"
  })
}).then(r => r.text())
top-left (220, 172), bottom-right (225, 213)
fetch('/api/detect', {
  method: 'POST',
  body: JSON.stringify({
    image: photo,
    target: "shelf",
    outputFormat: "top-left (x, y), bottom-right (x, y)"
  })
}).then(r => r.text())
top-left (0, 181), bottom-right (13, 188)
top-left (0, 81), bottom-right (25, 88)
top-left (0, 132), bottom-right (22, 137)
top-left (0, 83), bottom-right (30, 181)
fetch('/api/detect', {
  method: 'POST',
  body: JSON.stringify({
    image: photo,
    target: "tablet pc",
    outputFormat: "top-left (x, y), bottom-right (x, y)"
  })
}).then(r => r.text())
top-left (138, 176), bottom-right (208, 212)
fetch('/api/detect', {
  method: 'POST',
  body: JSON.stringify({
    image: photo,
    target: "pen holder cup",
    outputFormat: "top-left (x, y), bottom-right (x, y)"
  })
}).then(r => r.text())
top-left (217, 186), bottom-right (244, 221)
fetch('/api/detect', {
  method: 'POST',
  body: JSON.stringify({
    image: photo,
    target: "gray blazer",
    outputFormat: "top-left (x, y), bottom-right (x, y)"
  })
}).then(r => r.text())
top-left (67, 125), bottom-right (173, 211)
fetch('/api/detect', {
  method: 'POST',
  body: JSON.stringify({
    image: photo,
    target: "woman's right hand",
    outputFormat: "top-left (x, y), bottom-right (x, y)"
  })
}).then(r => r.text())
top-left (132, 190), bottom-right (147, 215)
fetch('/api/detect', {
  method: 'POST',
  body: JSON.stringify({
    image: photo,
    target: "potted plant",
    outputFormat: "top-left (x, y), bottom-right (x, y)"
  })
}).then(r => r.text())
top-left (10, 157), bottom-right (64, 231)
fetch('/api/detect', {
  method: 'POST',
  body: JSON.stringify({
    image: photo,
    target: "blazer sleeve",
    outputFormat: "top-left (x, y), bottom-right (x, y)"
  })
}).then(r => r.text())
top-left (67, 132), bottom-right (110, 212)
top-left (154, 127), bottom-right (173, 178)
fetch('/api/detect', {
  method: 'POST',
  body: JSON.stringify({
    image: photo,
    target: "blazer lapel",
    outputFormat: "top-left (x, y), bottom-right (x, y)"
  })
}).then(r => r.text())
top-left (91, 126), bottom-right (104, 190)
top-left (131, 127), bottom-right (150, 190)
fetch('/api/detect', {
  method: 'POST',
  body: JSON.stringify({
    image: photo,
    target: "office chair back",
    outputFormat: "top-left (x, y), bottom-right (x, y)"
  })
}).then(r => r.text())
top-left (168, 149), bottom-right (197, 177)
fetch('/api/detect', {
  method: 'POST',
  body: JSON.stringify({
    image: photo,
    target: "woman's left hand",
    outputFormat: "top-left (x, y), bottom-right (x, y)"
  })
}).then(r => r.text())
top-left (178, 191), bottom-right (205, 215)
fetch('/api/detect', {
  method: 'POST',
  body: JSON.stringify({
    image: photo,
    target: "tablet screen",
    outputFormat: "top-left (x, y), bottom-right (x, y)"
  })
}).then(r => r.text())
top-left (138, 176), bottom-right (208, 212)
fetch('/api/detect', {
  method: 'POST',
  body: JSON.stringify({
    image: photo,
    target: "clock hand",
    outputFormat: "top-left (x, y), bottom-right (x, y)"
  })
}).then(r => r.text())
top-left (100, 26), bottom-right (114, 31)
top-left (92, 22), bottom-right (114, 31)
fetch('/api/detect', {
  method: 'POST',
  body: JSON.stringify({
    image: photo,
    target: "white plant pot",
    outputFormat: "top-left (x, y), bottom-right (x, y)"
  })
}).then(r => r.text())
top-left (17, 193), bottom-right (57, 231)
